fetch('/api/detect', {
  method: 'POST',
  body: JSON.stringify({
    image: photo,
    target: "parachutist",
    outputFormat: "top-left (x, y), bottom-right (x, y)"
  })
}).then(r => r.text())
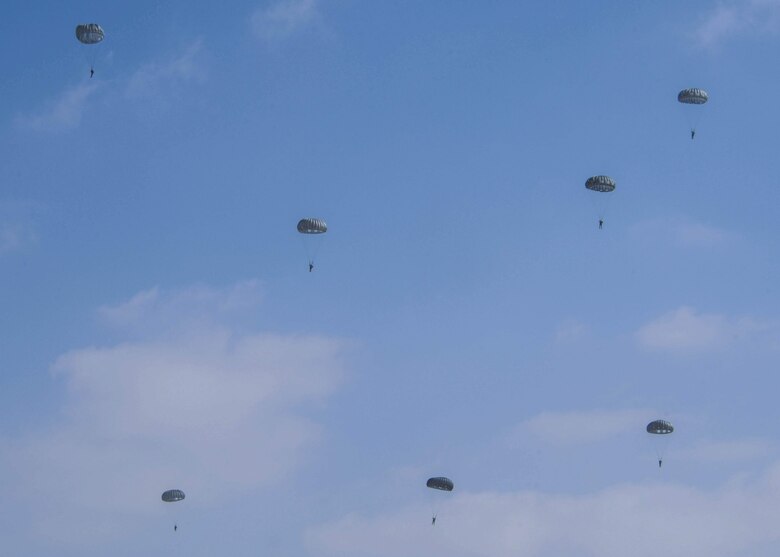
top-left (76, 24), bottom-right (104, 78)
top-left (598, 219), bottom-right (603, 229)
top-left (678, 89), bottom-right (708, 140)
top-left (647, 420), bottom-right (673, 469)
top-left (297, 218), bottom-right (327, 273)
top-left (427, 477), bottom-right (453, 525)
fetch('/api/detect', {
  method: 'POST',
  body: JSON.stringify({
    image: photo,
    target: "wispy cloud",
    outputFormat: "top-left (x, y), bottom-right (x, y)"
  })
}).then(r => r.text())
top-left (677, 438), bottom-right (775, 463)
top-left (0, 282), bottom-right (349, 548)
top-left (251, 0), bottom-right (322, 41)
top-left (15, 81), bottom-right (100, 132)
top-left (124, 39), bottom-right (207, 100)
top-left (0, 201), bottom-right (39, 254)
top-left (631, 218), bottom-right (735, 249)
top-left (0, 222), bottom-right (36, 254)
top-left (635, 306), bottom-right (762, 353)
top-left (677, 222), bottom-right (732, 248)
top-left (16, 40), bottom-right (207, 133)
top-left (553, 319), bottom-right (589, 343)
top-left (97, 280), bottom-right (263, 334)
top-left (694, 0), bottom-right (780, 48)
top-left (308, 464), bottom-right (780, 557)
top-left (511, 409), bottom-right (649, 447)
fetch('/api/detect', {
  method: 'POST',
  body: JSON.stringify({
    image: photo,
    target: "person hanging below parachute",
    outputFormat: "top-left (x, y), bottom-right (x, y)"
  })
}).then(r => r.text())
top-left (426, 477), bottom-right (453, 526)
top-left (75, 23), bottom-right (105, 78)
top-left (585, 175), bottom-right (615, 229)
top-left (297, 218), bottom-right (327, 272)
top-left (677, 88), bottom-right (708, 140)
top-left (646, 419), bottom-right (674, 468)
top-left (161, 489), bottom-right (185, 532)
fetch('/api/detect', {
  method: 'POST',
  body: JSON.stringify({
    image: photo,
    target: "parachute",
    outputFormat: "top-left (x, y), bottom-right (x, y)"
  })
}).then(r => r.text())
top-left (297, 218), bottom-right (327, 234)
top-left (677, 88), bottom-right (708, 105)
top-left (426, 477), bottom-right (454, 491)
top-left (162, 489), bottom-right (185, 532)
top-left (646, 420), bottom-right (674, 435)
top-left (162, 489), bottom-right (185, 503)
top-left (426, 477), bottom-right (453, 525)
top-left (585, 175), bottom-right (616, 193)
top-left (75, 24), bottom-right (104, 77)
top-left (75, 24), bottom-right (104, 45)
top-left (585, 175), bottom-right (615, 227)
top-left (297, 218), bottom-right (327, 271)
top-left (647, 420), bottom-right (674, 468)
top-left (677, 88), bottom-right (708, 138)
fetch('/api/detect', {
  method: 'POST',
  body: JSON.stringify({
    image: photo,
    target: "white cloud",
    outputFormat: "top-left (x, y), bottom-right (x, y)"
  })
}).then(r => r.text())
top-left (16, 81), bottom-right (99, 132)
top-left (631, 218), bottom-right (734, 249)
top-left (0, 201), bottom-right (39, 254)
top-left (694, 0), bottom-right (780, 47)
top-left (251, 0), bottom-right (322, 41)
top-left (676, 222), bottom-right (732, 248)
top-left (307, 465), bottom-right (780, 557)
top-left (0, 281), bottom-right (349, 548)
top-left (677, 438), bottom-right (775, 463)
top-left (553, 319), bottom-right (588, 343)
top-left (0, 222), bottom-right (36, 254)
top-left (125, 39), bottom-right (207, 100)
top-left (696, 4), bottom-right (745, 47)
top-left (512, 409), bottom-right (648, 447)
top-left (16, 40), bottom-right (207, 133)
top-left (97, 281), bottom-right (263, 334)
top-left (635, 306), bottom-right (761, 353)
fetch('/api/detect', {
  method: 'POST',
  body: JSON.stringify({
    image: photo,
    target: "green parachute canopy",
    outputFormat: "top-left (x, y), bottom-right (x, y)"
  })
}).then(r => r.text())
top-left (75, 23), bottom-right (104, 45)
top-left (161, 489), bottom-right (185, 503)
top-left (677, 88), bottom-right (708, 105)
top-left (646, 420), bottom-right (674, 435)
top-left (426, 477), bottom-right (454, 491)
top-left (585, 175), bottom-right (616, 193)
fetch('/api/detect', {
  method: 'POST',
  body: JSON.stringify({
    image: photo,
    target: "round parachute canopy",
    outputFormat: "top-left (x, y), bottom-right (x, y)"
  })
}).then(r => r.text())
top-left (426, 477), bottom-right (454, 491)
top-left (161, 489), bottom-right (186, 503)
top-left (585, 175), bottom-right (616, 193)
top-left (646, 420), bottom-right (674, 435)
top-left (678, 88), bottom-right (708, 105)
top-left (75, 24), bottom-right (104, 45)
top-left (297, 218), bottom-right (327, 234)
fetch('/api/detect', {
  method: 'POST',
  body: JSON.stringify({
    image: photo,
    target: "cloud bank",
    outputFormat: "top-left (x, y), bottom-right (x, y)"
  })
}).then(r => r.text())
top-left (0, 281), bottom-right (349, 548)
top-left (307, 464), bottom-right (780, 557)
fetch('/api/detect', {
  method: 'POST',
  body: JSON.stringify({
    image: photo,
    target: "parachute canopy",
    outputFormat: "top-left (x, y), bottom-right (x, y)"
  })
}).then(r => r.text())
top-left (297, 218), bottom-right (327, 234)
top-left (161, 489), bottom-right (185, 503)
top-left (426, 477), bottom-right (454, 491)
top-left (678, 88), bottom-right (708, 105)
top-left (585, 175), bottom-right (616, 193)
top-left (646, 420), bottom-right (674, 435)
top-left (75, 24), bottom-right (104, 45)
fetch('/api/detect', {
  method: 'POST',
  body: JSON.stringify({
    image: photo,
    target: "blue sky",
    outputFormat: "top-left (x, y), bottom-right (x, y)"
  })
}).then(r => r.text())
top-left (3, 1), bottom-right (780, 555)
